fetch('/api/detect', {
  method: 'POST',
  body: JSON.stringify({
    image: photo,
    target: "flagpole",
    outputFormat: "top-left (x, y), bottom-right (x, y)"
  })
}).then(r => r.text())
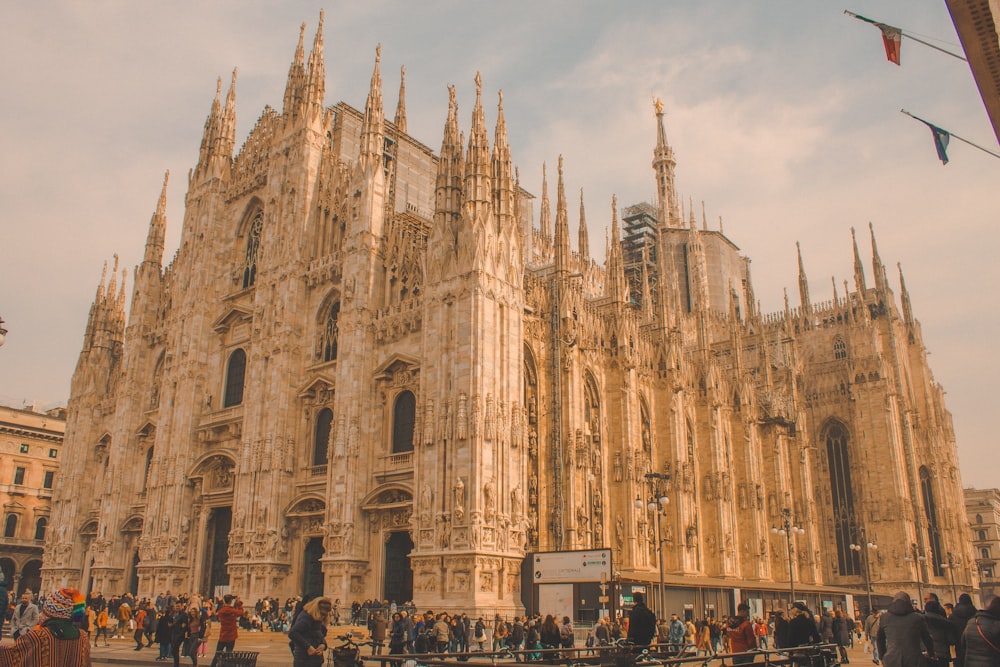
top-left (844, 11), bottom-right (968, 62)
top-left (901, 109), bottom-right (1000, 160)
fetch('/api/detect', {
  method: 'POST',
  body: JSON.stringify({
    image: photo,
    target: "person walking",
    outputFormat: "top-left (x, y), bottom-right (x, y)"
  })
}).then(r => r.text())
top-left (668, 613), bottom-right (686, 648)
top-left (754, 617), bottom-right (770, 650)
top-left (155, 609), bottom-right (173, 661)
top-left (876, 591), bottom-right (935, 667)
top-left (0, 587), bottom-right (91, 667)
top-left (951, 593), bottom-right (978, 667)
top-left (169, 602), bottom-right (190, 667)
top-left (833, 609), bottom-right (851, 664)
top-left (288, 597), bottom-right (332, 667)
top-left (186, 607), bottom-right (204, 667)
top-left (94, 605), bottom-right (110, 647)
top-left (923, 601), bottom-right (956, 667)
top-left (369, 610), bottom-right (387, 655)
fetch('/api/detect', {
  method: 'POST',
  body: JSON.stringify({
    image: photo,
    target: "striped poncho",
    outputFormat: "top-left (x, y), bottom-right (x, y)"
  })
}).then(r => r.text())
top-left (0, 620), bottom-right (92, 667)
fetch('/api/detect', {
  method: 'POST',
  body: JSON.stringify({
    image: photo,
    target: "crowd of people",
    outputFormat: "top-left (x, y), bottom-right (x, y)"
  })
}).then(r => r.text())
top-left (2, 584), bottom-right (1000, 667)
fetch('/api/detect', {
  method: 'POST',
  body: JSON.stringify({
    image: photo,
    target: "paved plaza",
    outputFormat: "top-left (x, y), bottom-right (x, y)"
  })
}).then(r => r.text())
top-left (4, 625), bottom-right (878, 667)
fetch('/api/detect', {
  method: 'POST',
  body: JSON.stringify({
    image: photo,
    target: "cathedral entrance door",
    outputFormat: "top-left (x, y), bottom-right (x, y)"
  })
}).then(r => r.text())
top-left (128, 552), bottom-right (140, 596)
top-left (383, 531), bottom-right (413, 605)
top-left (207, 507), bottom-right (232, 595)
top-left (303, 537), bottom-right (325, 596)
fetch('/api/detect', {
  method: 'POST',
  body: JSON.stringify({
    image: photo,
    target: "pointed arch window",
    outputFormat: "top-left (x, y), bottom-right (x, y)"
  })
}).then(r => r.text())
top-left (34, 517), bottom-right (47, 541)
top-left (3, 514), bottom-right (17, 538)
top-left (391, 391), bottom-right (416, 454)
top-left (833, 336), bottom-right (847, 360)
top-left (242, 210), bottom-right (263, 289)
top-left (142, 447), bottom-right (154, 491)
top-left (223, 348), bottom-right (247, 408)
top-left (919, 466), bottom-right (944, 577)
top-left (320, 302), bottom-right (340, 362)
top-left (584, 376), bottom-right (601, 448)
top-left (826, 421), bottom-right (861, 575)
top-left (639, 399), bottom-right (652, 453)
top-left (314, 408), bottom-right (333, 466)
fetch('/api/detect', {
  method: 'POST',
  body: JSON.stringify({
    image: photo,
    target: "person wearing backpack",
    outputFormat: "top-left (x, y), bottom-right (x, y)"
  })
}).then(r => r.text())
top-left (559, 616), bottom-right (575, 649)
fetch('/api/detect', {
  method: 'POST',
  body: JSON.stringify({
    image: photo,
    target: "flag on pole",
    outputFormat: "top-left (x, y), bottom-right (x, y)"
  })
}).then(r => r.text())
top-left (927, 124), bottom-right (950, 164)
top-left (876, 23), bottom-right (902, 65)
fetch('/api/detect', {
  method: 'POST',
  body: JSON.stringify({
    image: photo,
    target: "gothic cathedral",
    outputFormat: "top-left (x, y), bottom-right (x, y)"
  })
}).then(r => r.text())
top-left (42, 13), bottom-right (973, 613)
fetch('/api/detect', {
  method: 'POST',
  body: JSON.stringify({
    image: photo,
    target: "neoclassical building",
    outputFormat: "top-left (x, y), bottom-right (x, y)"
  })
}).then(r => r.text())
top-left (42, 12), bottom-right (974, 614)
top-left (1, 403), bottom-right (66, 596)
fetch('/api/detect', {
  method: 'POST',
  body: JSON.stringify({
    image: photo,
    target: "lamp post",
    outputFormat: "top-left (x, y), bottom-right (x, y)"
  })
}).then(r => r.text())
top-left (849, 528), bottom-right (878, 615)
top-left (771, 508), bottom-right (805, 603)
top-left (904, 543), bottom-right (927, 604)
top-left (940, 552), bottom-right (961, 603)
top-left (636, 472), bottom-right (671, 616)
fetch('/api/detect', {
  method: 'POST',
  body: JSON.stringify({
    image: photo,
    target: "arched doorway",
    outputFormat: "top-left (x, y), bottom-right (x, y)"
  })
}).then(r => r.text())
top-left (303, 538), bottom-right (325, 596)
top-left (207, 507), bottom-right (232, 596)
top-left (20, 560), bottom-right (42, 596)
top-left (383, 531), bottom-right (413, 604)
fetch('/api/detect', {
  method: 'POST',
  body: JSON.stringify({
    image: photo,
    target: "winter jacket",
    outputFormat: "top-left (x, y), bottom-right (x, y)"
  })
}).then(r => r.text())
top-left (961, 608), bottom-right (1000, 667)
top-left (953, 600), bottom-right (979, 667)
top-left (626, 603), bottom-right (657, 645)
top-left (876, 598), bottom-right (934, 667)
top-left (10, 602), bottom-right (40, 637)
top-left (727, 617), bottom-right (757, 654)
top-left (818, 611), bottom-right (835, 642)
top-left (924, 610), bottom-right (957, 665)
top-left (786, 609), bottom-right (821, 647)
top-left (288, 611), bottom-right (326, 667)
top-left (833, 616), bottom-right (852, 646)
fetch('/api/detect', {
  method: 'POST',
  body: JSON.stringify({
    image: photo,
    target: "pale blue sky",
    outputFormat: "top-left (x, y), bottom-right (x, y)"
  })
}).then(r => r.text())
top-left (1, 1), bottom-right (996, 487)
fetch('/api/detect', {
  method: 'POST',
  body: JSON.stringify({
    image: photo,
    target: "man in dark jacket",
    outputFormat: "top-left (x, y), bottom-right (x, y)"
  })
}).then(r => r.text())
top-left (876, 591), bottom-right (935, 667)
top-left (951, 593), bottom-right (978, 667)
top-left (626, 593), bottom-right (657, 646)
top-left (727, 603), bottom-right (758, 665)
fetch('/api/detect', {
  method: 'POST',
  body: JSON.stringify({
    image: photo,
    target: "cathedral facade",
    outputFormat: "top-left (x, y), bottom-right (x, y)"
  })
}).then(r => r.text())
top-left (42, 13), bottom-right (974, 614)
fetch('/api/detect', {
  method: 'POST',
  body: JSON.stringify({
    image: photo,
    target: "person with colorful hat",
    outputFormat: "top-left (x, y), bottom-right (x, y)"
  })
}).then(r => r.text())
top-left (0, 587), bottom-right (92, 667)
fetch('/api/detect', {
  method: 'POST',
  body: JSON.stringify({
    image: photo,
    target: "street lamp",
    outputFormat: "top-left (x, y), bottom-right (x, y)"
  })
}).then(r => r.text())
top-left (849, 529), bottom-right (878, 615)
top-left (904, 543), bottom-right (927, 604)
top-left (636, 472), bottom-right (671, 616)
top-left (940, 552), bottom-right (961, 603)
top-left (771, 508), bottom-right (805, 603)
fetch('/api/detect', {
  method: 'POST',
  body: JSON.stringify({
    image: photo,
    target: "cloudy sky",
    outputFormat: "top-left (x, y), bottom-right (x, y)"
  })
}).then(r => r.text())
top-left (1, 1), bottom-right (996, 487)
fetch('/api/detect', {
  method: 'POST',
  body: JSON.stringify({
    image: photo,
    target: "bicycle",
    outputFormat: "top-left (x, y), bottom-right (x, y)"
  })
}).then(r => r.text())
top-left (329, 632), bottom-right (373, 667)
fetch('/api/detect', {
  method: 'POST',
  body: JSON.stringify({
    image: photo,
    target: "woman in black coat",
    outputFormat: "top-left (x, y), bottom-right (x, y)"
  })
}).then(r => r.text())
top-left (288, 597), bottom-right (331, 667)
top-left (786, 603), bottom-right (821, 648)
top-left (924, 601), bottom-right (957, 667)
top-left (961, 596), bottom-right (1000, 667)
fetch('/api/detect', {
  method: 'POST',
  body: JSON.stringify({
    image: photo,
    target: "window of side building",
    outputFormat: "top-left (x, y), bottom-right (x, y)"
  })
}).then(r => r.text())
top-left (43, 470), bottom-right (55, 489)
top-left (13, 466), bottom-right (25, 485)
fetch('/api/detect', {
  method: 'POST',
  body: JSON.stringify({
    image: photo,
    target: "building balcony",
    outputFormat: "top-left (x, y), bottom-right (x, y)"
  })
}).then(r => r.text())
top-left (374, 451), bottom-right (413, 484)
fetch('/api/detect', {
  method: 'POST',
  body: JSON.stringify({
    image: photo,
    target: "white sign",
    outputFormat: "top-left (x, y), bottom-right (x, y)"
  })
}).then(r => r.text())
top-left (533, 550), bottom-right (612, 583)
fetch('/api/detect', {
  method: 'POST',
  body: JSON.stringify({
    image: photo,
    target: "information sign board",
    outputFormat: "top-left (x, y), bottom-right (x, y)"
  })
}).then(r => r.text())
top-left (532, 549), bottom-right (612, 583)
